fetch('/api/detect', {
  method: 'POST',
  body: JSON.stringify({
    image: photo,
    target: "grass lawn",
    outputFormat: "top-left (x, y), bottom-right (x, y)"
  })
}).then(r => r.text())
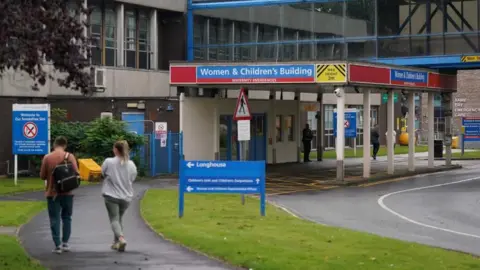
top-left (0, 200), bottom-right (46, 270)
top-left (452, 150), bottom-right (480, 159)
top-left (0, 177), bottom-right (98, 195)
top-left (0, 236), bottom-right (45, 270)
top-left (0, 201), bottom-right (46, 226)
top-left (141, 190), bottom-right (480, 270)
top-left (304, 145), bottom-right (429, 159)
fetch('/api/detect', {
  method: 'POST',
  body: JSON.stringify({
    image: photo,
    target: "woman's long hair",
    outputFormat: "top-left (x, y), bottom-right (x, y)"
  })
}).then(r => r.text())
top-left (114, 140), bottom-right (130, 165)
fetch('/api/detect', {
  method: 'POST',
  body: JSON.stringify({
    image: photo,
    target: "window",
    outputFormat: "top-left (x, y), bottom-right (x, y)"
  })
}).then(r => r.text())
top-left (124, 9), bottom-right (151, 69)
top-left (88, 4), bottom-right (117, 67)
top-left (193, 16), bottom-right (207, 60)
top-left (138, 11), bottom-right (150, 69)
top-left (89, 7), bottom-right (102, 65)
top-left (125, 10), bottom-right (136, 68)
top-left (276, 115), bottom-right (283, 142)
top-left (234, 21), bottom-right (253, 60)
top-left (285, 115), bottom-right (294, 141)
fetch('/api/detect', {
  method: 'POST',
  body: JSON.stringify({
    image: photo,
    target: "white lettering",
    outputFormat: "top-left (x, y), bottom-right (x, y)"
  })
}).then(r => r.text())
top-left (199, 68), bottom-right (229, 76)
top-left (195, 161), bottom-right (227, 168)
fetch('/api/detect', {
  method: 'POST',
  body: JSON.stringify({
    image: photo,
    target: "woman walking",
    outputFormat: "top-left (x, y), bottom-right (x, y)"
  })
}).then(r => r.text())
top-left (101, 140), bottom-right (137, 252)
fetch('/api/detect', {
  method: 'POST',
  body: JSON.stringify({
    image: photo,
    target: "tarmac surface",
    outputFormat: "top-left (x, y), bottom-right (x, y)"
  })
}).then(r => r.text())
top-left (16, 181), bottom-right (236, 270)
top-left (270, 160), bottom-right (480, 255)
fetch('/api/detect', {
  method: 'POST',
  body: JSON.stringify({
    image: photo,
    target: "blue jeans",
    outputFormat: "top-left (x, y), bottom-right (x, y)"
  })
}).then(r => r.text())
top-left (47, 195), bottom-right (73, 247)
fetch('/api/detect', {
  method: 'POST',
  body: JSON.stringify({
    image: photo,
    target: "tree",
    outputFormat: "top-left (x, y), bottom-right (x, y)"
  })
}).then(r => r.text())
top-left (0, 0), bottom-right (93, 94)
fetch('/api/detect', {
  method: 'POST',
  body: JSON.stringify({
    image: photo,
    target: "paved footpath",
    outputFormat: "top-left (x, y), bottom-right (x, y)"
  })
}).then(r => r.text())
top-left (17, 181), bottom-right (236, 270)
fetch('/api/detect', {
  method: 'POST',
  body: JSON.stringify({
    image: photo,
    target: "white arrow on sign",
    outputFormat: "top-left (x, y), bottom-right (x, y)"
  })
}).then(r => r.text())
top-left (186, 186), bottom-right (193, 192)
top-left (186, 162), bottom-right (194, 168)
top-left (256, 178), bottom-right (260, 184)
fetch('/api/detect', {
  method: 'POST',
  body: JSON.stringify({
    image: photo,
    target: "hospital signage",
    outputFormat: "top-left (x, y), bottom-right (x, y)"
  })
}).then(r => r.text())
top-left (195, 64), bottom-right (315, 84)
top-left (390, 69), bottom-right (428, 87)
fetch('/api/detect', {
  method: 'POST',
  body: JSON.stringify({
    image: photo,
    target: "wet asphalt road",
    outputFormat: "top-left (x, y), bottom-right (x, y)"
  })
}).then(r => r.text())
top-left (270, 161), bottom-right (480, 255)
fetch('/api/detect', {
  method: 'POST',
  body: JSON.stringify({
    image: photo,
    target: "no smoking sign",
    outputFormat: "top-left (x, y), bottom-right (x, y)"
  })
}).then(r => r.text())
top-left (344, 120), bottom-right (350, 128)
top-left (23, 122), bottom-right (38, 139)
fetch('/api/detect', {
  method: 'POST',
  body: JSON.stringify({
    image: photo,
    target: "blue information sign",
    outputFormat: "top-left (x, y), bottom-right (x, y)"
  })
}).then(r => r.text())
top-left (12, 104), bottom-right (50, 155)
top-left (333, 109), bottom-right (357, 138)
top-left (462, 117), bottom-right (480, 142)
top-left (179, 160), bottom-right (266, 217)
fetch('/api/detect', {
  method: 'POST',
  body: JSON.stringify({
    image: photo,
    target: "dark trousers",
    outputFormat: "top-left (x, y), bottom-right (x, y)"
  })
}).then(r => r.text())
top-left (47, 195), bottom-right (73, 247)
top-left (303, 140), bottom-right (311, 161)
top-left (372, 142), bottom-right (380, 159)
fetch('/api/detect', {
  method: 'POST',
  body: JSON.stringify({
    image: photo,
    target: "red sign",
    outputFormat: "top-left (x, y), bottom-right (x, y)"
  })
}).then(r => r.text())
top-left (233, 88), bottom-right (252, 121)
top-left (23, 122), bottom-right (38, 139)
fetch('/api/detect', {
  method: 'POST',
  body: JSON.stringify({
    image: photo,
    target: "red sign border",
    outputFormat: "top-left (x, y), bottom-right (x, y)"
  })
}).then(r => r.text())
top-left (23, 122), bottom-right (38, 139)
top-left (233, 88), bottom-right (252, 121)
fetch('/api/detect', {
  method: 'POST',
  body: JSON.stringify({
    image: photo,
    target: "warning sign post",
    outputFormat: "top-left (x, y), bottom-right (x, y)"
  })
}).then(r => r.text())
top-left (12, 103), bottom-right (51, 185)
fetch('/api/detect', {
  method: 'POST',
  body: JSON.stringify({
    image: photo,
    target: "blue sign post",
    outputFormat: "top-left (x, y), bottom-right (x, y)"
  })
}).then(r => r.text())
top-left (179, 160), bottom-right (266, 218)
top-left (12, 103), bottom-right (51, 185)
top-left (462, 117), bottom-right (480, 142)
top-left (333, 109), bottom-right (357, 138)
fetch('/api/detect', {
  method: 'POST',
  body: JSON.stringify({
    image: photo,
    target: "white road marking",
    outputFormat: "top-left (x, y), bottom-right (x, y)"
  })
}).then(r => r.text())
top-left (378, 176), bottom-right (480, 239)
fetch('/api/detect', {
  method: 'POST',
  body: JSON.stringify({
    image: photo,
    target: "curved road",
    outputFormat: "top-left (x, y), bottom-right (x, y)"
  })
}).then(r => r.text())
top-left (271, 161), bottom-right (480, 255)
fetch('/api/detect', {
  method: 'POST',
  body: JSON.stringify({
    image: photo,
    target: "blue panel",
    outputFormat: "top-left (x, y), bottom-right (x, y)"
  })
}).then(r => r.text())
top-left (122, 113), bottom-right (145, 165)
top-left (333, 110), bottom-right (357, 138)
top-left (155, 133), bottom-right (181, 175)
top-left (12, 104), bottom-right (50, 155)
top-left (191, 0), bottom-right (345, 10)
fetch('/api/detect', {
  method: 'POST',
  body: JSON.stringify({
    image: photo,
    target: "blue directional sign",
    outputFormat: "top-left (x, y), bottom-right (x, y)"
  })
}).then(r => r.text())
top-left (12, 104), bottom-right (50, 155)
top-left (179, 160), bottom-right (266, 217)
top-left (462, 117), bottom-right (480, 142)
top-left (333, 109), bottom-right (357, 138)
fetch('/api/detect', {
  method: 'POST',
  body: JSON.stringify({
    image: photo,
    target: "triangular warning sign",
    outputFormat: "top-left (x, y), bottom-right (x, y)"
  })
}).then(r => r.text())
top-left (233, 88), bottom-right (252, 121)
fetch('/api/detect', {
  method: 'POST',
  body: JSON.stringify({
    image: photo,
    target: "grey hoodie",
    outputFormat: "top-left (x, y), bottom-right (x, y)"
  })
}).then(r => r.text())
top-left (101, 156), bottom-right (138, 201)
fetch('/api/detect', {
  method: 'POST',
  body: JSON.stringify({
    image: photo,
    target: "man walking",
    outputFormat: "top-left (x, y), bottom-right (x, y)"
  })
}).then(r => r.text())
top-left (40, 136), bottom-right (79, 254)
top-left (302, 124), bottom-right (313, 162)
top-left (371, 125), bottom-right (380, 160)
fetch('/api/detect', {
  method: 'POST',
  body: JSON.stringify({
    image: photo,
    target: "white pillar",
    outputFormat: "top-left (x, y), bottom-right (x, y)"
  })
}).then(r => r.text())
top-left (407, 92), bottom-right (416, 171)
top-left (428, 92), bottom-right (435, 168)
top-left (363, 89), bottom-right (371, 178)
top-left (149, 9), bottom-right (158, 70)
top-left (317, 93), bottom-right (324, 161)
top-left (179, 92), bottom-right (185, 133)
top-left (270, 90), bottom-right (277, 164)
top-left (335, 87), bottom-right (345, 181)
top-left (445, 93), bottom-right (453, 166)
top-left (116, 3), bottom-right (125, 67)
top-left (387, 90), bottom-right (395, 175)
top-left (295, 92), bottom-right (301, 163)
top-left (213, 97), bottom-right (219, 160)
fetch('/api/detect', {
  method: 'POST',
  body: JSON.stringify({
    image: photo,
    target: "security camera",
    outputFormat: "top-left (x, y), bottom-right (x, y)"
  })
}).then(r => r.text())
top-left (334, 88), bottom-right (343, 97)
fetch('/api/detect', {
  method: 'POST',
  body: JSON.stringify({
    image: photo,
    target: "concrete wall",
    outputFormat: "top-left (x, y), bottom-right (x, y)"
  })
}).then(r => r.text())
top-left (181, 97), bottom-right (299, 163)
top-left (196, 5), bottom-right (368, 37)
top-left (116, 0), bottom-right (186, 12)
top-left (0, 67), bottom-right (176, 98)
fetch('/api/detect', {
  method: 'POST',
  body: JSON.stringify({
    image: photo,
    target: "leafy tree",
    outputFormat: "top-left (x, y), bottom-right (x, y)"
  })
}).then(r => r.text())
top-left (0, 0), bottom-right (93, 94)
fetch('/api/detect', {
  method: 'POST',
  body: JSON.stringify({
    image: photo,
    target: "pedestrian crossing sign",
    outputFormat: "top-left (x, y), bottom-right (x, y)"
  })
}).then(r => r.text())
top-left (233, 88), bottom-right (252, 121)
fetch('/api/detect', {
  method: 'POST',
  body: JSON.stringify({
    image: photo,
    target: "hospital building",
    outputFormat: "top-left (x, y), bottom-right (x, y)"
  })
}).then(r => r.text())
top-left (2, 0), bottom-right (480, 174)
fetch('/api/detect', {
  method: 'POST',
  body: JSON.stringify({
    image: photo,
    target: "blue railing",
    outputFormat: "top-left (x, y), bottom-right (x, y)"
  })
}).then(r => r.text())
top-left (150, 131), bottom-right (183, 176)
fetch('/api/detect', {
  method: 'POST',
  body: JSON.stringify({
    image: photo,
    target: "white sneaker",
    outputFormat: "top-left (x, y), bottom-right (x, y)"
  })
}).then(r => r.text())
top-left (52, 246), bottom-right (62, 254)
top-left (62, 243), bottom-right (70, 252)
top-left (117, 237), bottom-right (127, 252)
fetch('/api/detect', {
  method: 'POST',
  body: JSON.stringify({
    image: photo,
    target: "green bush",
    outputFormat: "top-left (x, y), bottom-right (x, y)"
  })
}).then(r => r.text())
top-left (28, 109), bottom-right (146, 176)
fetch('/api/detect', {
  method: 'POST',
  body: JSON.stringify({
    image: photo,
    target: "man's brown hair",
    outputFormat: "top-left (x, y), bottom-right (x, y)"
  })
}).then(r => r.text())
top-left (53, 136), bottom-right (68, 148)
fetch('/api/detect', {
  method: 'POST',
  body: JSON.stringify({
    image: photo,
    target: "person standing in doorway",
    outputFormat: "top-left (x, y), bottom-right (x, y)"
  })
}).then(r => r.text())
top-left (302, 124), bottom-right (313, 162)
top-left (40, 136), bottom-right (78, 254)
top-left (101, 140), bottom-right (137, 252)
top-left (371, 125), bottom-right (380, 160)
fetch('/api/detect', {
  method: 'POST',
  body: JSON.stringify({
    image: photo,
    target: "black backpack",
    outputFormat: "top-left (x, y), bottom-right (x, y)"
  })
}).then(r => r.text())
top-left (52, 153), bottom-right (81, 193)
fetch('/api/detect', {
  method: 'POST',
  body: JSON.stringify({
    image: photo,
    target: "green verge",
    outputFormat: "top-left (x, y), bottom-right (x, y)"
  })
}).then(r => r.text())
top-left (452, 151), bottom-right (480, 159)
top-left (0, 177), bottom-right (98, 195)
top-left (306, 145), bottom-right (429, 159)
top-left (141, 189), bottom-right (480, 270)
top-left (0, 201), bottom-right (46, 270)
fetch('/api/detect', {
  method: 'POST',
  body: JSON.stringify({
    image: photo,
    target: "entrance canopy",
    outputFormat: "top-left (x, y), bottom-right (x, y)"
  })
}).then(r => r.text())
top-left (169, 61), bottom-right (457, 93)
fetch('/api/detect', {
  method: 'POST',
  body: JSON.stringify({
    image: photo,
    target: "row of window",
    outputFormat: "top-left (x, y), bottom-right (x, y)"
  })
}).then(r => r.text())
top-left (82, 3), bottom-right (152, 69)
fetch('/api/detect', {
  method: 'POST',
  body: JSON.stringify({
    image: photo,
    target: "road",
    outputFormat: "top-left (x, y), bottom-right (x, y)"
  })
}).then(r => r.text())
top-left (270, 161), bottom-right (480, 255)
